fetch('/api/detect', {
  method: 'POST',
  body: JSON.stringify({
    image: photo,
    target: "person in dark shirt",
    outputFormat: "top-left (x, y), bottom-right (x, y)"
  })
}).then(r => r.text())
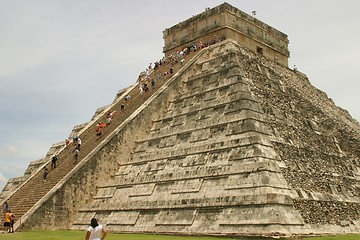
top-left (51, 154), bottom-right (58, 169)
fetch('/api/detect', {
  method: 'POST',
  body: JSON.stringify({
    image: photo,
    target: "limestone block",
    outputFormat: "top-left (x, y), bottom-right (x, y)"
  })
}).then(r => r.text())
top-left (73, 211), bottom-right (96, 224)
top-left (201, 61), bottom-right (210, 72)
top-left (129, 184), bottom-right (156, 197)
top-left (226, 83), bottom-right (250, 97)
top-left (197, 109), bottom-right (213, 121)
top-left (227, 66), bottom-right (244, 78)
top-left (171, 115), bottom-right (186, 127)
top-left (200, 177), bottom-right (227, 196)
top-left (134, 211), bottom-right (158, 230)
top-left (156, 209), bottom-right (196, 226)
top-left (113, 187), bottom-right (133, 202)
top-left (219, 205), bottom-right (303, 225)
top-left (145, 160), bottom-right (166, 172)
top-left (225, 172), bottom-right (289, 190)
top-left (147, 138), bottom-right (160, 148)
top-left (203, 90), bottom-right (218, 101)
top-left (150, 121), bottom-right (162, 131)
top-left (226, 119), bottom-right (268, 135)
top-left (171, 179), bottom-right (203, 194)
top-left (159, 135), bottom-right (177, 148)
top-left (175, 132), bottom-right (192, 144)
top-left (228, 144), bottom-right (276, 160)
top-left (189, 128), bottom-right (211, 143)
top-left (159, 118), bottom-right (173, 130)
top-left (225, 99), bottom-right (261, 114)
top-left (208, 72), bottom-right (221, 84)
top-left (134, 142), bottom-right (148, 153)
top-left (182, 155), bottom-right (207, 167)
top-left (115, 165), bottom-right (131, 176)
top-left (94, 187), bottom-right (116, 199)
top-left (107, 211), bottom-right (139, 225)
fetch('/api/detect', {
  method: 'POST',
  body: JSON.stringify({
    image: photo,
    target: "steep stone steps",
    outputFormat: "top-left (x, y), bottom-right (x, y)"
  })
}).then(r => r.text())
top-left (4, 47), bottom-right (196, 230)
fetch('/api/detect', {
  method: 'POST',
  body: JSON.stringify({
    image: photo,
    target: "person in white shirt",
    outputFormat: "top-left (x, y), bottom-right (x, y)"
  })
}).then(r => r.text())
top-left (85, 218), bottom-right (107, 240)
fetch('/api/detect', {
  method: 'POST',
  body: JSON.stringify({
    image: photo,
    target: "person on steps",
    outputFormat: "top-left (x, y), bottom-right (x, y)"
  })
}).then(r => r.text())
top-left (51, 154), bottom-right (58, 169)
top-left (43, 167), bottom-right (49, 181)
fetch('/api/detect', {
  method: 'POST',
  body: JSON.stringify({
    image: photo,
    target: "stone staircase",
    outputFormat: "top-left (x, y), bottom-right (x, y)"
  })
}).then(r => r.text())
top-left (2, 42), bottom-right (202, 231)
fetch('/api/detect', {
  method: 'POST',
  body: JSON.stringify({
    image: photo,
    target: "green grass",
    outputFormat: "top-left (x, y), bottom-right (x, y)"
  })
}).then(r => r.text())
top-left (0, 230), bottom-right (237, 240)
top-left (0, 230), bottom-right (359, 240)
top-left (303, 234), bottom-right (360, 240)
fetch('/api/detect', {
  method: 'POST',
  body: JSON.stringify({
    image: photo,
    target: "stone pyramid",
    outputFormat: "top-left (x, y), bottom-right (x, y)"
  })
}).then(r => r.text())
top-left (4, 3), bottom-right (360, 238)
top-left (65, 39), bottom-right (359, 237)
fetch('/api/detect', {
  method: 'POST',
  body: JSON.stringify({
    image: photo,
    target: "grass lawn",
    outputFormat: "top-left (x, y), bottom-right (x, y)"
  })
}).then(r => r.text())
top-left (0, 230), bottom-right (359, 240)
top-left (0, 230), bottom-right (237, 240)
top-left (303, 234), bottom-right (360, 240)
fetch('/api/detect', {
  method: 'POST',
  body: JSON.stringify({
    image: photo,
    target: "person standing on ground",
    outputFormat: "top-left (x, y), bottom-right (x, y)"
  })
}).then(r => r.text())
top-left (3, 210), bottom-right (11, 233)
top-left (9, 210), bottom-right (15, 233)
top-left (85, 217), bottom-right (107, 240)
top-left (51, 154), bottom-right (58, 169)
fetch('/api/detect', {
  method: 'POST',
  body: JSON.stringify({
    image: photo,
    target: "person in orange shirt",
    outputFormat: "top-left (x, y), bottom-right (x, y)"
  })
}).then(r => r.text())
top-left (3, 210), bottom-right (11, 233)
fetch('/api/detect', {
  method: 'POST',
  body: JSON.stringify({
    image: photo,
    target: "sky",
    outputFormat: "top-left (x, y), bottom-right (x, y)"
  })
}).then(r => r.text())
top-left (1, 0), bottom-right (359, 192)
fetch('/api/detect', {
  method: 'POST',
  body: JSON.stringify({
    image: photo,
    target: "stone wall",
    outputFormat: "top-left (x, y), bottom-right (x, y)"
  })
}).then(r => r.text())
top-left (163, 2), bottom-right (289, 66)
top-left (239, 42), bottom-right (360, 227)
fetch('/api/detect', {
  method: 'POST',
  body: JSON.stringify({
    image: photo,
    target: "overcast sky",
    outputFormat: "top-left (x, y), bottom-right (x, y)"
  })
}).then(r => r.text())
top-left (1, 0), bottom-right (359, 191)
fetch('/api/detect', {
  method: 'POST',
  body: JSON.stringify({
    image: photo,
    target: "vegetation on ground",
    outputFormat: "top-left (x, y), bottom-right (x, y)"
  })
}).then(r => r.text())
top-left (0, 230), bottom-right (359, 240)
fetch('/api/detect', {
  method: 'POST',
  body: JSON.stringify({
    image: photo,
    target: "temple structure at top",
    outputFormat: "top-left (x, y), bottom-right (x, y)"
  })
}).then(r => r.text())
top-left (163, 2), bottom-right (289, 67)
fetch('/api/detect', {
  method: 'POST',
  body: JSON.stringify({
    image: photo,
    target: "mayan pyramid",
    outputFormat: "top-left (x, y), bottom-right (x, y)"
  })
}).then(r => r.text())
top-left (1, 3), bottom-right (360, 238)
